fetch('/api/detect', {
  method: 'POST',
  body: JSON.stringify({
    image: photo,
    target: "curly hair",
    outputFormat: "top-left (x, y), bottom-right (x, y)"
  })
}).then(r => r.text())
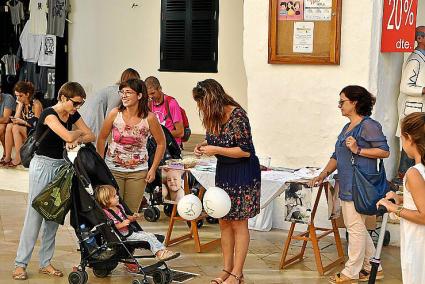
top-left (118, 79), bottom-right (149, 119)
top-left (340, 85), bottom-right (376, 116)
top-left (401, 112), bottom-right (425, 165)
top-left (192, 79), bottom-right (241, 135)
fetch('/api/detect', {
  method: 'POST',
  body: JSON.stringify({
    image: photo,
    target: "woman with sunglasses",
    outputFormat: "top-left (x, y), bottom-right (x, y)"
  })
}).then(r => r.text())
top-left (1, 81), bottom-right (42, 167)
top-left (97, 79), bottom-right (165, 214)
top-left (309, 85), bottom-right (390, 283)
top-left (12, 82), bottom-right (95, 280)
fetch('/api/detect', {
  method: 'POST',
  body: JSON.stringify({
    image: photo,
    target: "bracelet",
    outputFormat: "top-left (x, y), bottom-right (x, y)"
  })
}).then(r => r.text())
top-left (356, 147), bottom-right (362, 155)
top-left (395, 206), bottom-right (404, 217)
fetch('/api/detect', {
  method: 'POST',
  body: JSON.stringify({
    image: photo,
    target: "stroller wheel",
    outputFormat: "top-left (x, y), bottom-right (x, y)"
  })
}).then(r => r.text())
top-left (152, 268), bottom-right (168, 284)
top-left (163, 204), bottom-right (173, 217)
top-left (68, 271), bottom-right (87, 284)
top-left (132, 279), bottom-right (148, 284)
top-left (144, 207), bottom-right (160, 222)
top-left (92, 268), bottom-right (109, 278)
top-left (206, 216), bottom-right (219, 224)
top-left (154, 206), bottom-right (161, 219)
top-left (187, 220), bottom-right (204, 229)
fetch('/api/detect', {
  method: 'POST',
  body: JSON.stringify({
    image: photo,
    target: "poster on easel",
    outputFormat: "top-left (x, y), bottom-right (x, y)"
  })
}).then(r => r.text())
top-left (278, 0), bottom-right (304, 21)
top-left (161, 167), bottom-right (185, 204)
top-left (284, 182), bottom-right (313, 224)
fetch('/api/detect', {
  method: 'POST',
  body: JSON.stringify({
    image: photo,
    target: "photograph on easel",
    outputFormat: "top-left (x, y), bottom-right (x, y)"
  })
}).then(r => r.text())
top-left (284, 182), bottom-right (313, 224)
top-left (161, 167), bottom-right (185, 204)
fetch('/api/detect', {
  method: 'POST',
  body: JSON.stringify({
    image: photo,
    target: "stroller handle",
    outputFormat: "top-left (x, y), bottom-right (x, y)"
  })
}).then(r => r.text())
top-left (376, 198), bottom-right (395, 217)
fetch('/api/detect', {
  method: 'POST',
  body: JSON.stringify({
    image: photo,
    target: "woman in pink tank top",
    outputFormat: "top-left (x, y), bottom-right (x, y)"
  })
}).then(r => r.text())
top-left (97, 79), bottom-right (166, 213)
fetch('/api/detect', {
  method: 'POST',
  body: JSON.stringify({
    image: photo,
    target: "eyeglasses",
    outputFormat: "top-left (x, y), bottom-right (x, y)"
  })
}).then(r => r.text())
top-left (338, 99), bottom-right (350, 107)
top-left (68, 97), bottom-right (85, 108)
top-left (119, 90), bottom-right (137, 97)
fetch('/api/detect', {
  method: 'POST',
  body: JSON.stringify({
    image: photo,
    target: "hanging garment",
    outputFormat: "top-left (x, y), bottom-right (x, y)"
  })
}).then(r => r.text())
top-left (20, 21), bottom-right (43, 63)
top-left (38, 35), bottom-right (56, 67)
top-left (1, 54), bottom-right (19, 76)
top-left (29, 0), bottom-right (48, 35)
top-left (47, 0), bottom-right (71, 38)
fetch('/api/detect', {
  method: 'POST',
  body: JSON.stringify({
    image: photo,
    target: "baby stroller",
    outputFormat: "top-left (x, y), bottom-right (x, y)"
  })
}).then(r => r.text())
top-left (144, 125), bottom-right (181, 222)
top-left (68, 144), bottom-right (177, 284)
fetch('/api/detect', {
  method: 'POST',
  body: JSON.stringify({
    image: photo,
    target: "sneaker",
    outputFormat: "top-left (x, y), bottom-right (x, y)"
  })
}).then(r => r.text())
top-left (359, 269), bottom-right (384, 282)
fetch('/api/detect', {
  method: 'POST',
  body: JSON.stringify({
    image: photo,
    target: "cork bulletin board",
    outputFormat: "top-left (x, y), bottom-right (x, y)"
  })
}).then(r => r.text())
top-left (268, 0), bottom-right (342, 65)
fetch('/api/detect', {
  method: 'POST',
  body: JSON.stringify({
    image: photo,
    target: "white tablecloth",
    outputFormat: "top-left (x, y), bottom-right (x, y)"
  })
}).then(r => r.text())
top-left (189, 161), bottom-right (321, 231)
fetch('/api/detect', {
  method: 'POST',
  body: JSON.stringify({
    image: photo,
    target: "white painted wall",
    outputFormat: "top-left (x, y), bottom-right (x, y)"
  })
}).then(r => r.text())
top-left (68, 0), bottom-right (247, 135)
top-left (244, 0), bottom-right (377, 169)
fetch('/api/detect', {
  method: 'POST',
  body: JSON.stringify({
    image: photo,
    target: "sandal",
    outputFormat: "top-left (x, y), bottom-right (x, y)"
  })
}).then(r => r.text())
top-left (12, 267), bottom-right (27, 280)
top-left (211, 269), bottom-right (231, 284)
top-left (329, 272), bottom-right (358, 283)
top-left (156, 249), bottom-right (180, 262)
top-left (39, 265), bottom-right (64, 277)
top-left (3, 160), bottom-right (20, 168)
top-left (223, 271), bottom-right (243, 284)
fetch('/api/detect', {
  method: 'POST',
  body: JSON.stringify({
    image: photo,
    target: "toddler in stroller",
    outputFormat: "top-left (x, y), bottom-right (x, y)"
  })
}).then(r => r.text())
top-left (68, 144), bottom-right (181, 284)
top-left (96, 184), bottom-right (180, 264)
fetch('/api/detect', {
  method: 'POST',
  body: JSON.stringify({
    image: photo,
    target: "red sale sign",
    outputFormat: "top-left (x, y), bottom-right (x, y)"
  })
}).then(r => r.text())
top-left (381, 0), bottom-right (418, 52)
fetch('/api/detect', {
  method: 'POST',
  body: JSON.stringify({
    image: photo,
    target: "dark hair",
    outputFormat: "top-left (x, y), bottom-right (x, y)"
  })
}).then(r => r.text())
top-left (14, 81), bottom-right (35, 99)
top-left (415, 26), bottom-right (425, 41)
top-left (58, 82), bottom-right (87, 100)
top-left (339, 85), bottom-right (376, 116)
top-left (118, 79), bottom-right (149, 118)
top-left (119, 68), bottom-right (140, 84)
top-left (401, 112), bottom-right (425, 165)
top-left (145, 76), bottom-right (161, 90)
top-left (193, 79), bottom-right (242, 135)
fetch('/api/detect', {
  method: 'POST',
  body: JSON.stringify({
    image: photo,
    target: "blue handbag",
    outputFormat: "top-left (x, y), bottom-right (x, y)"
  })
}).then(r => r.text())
top-left (351, 119), bottom-right (389, 215)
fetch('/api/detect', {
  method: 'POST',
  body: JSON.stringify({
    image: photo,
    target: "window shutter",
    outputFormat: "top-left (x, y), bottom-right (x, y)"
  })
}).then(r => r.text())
top-left (160, 0), bottom-right (218, 73)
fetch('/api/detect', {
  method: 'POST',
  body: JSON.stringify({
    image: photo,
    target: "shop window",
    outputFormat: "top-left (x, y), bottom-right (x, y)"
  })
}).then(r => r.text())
top-left (160, 0), bottom-right (219, 73)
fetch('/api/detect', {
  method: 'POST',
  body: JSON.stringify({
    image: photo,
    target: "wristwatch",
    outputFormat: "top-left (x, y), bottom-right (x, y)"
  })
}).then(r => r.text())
top-left (395, 206), bottom-right (404, 217)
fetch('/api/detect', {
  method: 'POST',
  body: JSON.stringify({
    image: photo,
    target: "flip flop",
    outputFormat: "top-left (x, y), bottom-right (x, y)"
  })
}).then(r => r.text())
top-left (39, 266), bottom-right (64, 277)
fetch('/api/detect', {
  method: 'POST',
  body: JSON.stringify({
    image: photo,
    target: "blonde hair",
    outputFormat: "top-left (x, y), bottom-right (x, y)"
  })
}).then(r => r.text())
top-left (95, 185), bottom-right (117, 208)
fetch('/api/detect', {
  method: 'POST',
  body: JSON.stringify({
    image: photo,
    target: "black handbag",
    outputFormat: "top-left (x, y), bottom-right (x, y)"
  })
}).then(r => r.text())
top-left (32, 163), bottom-right (74, 224)
top-left (351, 119), bottom-right (389, 215)
top-left (20, 128), bottom-right (50, 168)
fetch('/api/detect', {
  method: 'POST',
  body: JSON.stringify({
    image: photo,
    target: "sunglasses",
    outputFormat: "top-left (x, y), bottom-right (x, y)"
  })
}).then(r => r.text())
top-left (68, 97), bottom-right (85, 108)
top-left (338, 99), bottom-right (350, 107)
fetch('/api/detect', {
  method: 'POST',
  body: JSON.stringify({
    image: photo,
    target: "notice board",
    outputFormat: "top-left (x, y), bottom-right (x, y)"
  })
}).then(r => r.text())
top-left (268, 0), bottom-right (342, 65)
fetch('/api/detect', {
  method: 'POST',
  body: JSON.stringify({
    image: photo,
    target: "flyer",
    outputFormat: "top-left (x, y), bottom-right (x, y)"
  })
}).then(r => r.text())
top-left (278, 0), bottom-right (304, 21)
top-left (293, 22), bottom-right (314, 53)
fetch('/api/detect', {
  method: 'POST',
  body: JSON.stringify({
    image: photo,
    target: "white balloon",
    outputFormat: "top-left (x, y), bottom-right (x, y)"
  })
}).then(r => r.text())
top-left (177, 194), bottom-right (202, 221)
top-left (203, 186), bottom-right (231, 219)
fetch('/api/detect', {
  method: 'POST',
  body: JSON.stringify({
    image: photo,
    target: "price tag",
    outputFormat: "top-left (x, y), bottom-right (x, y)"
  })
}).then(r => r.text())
top-left (381, 0), bottom-right (418, 52)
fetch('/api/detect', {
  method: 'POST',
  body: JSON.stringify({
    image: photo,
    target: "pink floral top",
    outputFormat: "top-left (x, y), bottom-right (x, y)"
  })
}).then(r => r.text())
top-left (105, 111), bottom-right (150, 172)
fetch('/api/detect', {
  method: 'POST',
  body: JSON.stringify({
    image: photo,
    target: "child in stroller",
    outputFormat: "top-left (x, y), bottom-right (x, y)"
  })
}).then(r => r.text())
top-left (96, 184), bottom-right (180, 264)
top-left (68, 144), bottom-right (181, 284)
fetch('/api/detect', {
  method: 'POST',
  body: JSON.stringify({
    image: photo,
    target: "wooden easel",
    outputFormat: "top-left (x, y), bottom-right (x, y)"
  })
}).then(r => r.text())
top-left (279, 182), bottom-right (345, 275)
top-left (164, 170), bottom-right (221, 252)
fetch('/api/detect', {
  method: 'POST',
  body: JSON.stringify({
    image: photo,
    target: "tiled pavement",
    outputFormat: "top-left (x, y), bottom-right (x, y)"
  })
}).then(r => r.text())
top-left (0, 166), bottom-right (403, 284)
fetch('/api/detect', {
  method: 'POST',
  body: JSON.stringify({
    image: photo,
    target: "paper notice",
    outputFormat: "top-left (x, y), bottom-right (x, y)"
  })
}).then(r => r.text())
top-left (293, 22), bottom-right (314, 53)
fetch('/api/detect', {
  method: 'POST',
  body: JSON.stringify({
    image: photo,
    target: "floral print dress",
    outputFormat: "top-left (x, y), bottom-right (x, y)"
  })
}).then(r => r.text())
top-left (206, 107), bottom-right (261, 220)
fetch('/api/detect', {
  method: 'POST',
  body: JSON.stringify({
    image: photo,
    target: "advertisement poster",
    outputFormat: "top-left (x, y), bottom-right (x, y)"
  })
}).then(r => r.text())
top-left (278, 0), bottom-right (304, 21)
top-left (293, 22), bottom-right (314, 53)
top-left (304, 0), bottom-right (332, 21)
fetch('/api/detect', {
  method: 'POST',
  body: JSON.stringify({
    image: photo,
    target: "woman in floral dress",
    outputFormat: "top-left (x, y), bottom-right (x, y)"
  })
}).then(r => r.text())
top-left (193, 79), bottom-right (260, 284)
top-left (97, 79), bottom-right (165, 213)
